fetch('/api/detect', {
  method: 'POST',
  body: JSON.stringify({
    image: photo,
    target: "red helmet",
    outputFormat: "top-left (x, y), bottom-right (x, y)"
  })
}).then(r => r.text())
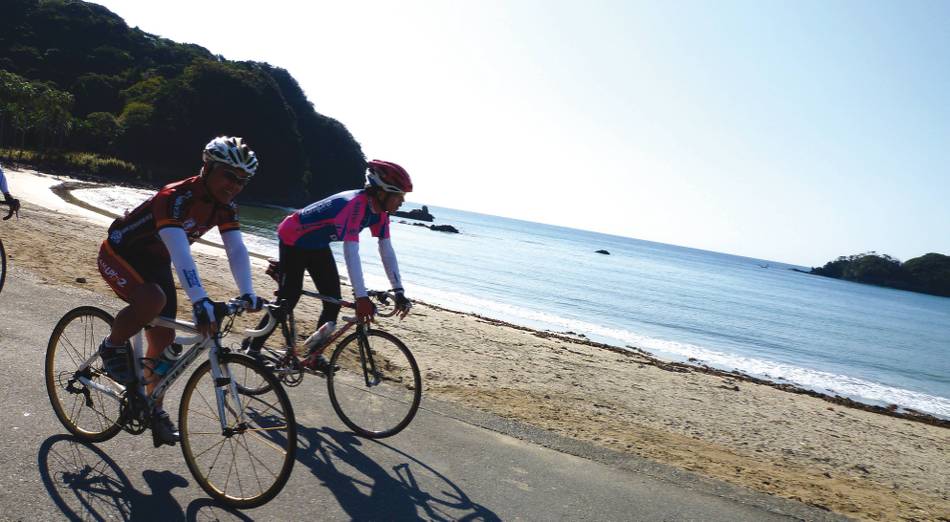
top-left (366, 160), bottom-right (412, 193)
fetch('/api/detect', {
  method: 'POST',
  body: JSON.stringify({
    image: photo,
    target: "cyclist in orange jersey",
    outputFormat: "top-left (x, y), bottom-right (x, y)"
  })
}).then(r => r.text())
top-left (96, 136), bottom-right (264, 446)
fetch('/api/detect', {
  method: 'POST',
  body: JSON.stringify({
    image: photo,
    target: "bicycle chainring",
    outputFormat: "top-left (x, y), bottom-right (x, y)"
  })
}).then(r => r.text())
top-left (278, 355), bottom-right (304, 387)
top-left (119, 391), bottom-right (150, 435)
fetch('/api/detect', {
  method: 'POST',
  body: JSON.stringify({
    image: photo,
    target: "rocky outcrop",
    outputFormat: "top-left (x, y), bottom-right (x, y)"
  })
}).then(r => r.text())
top-left (391, 205), bottom-right (434, 222)
top-left (404, 221), bottom-right (460, 234)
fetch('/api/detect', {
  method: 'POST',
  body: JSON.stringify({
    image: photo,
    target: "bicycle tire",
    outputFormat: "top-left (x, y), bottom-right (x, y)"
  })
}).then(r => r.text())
top-left (0, 238), bottom-right (6, 295)
top-left (179, 353), bottom-right (297, 508)
top-left (327, 329), bottom-right (422, 438)
top-left (45, 306), bottom-right (123, 442)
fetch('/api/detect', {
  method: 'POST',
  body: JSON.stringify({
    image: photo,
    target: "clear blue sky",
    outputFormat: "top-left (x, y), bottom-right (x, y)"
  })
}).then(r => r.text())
top-left (92, 0), bottom-right (949, 266)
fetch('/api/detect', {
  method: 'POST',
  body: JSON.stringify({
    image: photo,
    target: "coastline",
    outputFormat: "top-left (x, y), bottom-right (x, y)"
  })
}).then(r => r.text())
top-left (4, 166), bottom-right (949, 521)
top-left (53, 173), bottom-right (949, 428)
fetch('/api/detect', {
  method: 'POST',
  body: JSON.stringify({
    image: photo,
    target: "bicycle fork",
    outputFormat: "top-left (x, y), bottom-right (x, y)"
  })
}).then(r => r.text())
top-left (208, 340), bottom-right (249, 436)
top-left (358, 329), bottom-right (381, 387)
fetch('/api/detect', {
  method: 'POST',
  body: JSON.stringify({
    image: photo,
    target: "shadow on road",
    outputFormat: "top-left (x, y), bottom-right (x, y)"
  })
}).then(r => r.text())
top-left (293, 425), bottom-right (501, 521)
top-left (36, 434), bottom-right (253, 521)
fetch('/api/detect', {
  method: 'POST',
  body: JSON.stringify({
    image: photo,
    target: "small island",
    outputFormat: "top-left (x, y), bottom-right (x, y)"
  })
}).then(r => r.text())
top-left (391, 205), bottom-right (435, 222)
top-left (807, 251), bottom-right (950, 297)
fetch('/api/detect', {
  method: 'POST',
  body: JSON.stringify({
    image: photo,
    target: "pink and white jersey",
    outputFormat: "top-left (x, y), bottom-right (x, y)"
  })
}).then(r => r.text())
top-left (278, 190), bottom-right (390, 249)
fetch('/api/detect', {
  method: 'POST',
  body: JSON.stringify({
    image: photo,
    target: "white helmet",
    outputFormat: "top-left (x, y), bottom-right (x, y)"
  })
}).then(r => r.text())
top-left (202, 136), bottom-right (258, 176)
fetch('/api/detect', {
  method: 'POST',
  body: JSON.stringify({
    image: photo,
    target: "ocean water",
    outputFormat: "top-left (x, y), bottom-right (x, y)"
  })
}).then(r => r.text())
top-left (73, 187), bottom-right (950, 419)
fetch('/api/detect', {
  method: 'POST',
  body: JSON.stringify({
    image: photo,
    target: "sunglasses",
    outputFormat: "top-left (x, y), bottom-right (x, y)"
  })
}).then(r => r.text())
top-left (220, 169), bottom-right (252, 186)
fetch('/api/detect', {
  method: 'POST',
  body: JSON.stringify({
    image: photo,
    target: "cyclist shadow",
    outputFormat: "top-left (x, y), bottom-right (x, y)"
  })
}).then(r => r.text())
top-left (37, 434), bottom-right (252, 521)
top-left (293, 425), bottom-right (501, 521)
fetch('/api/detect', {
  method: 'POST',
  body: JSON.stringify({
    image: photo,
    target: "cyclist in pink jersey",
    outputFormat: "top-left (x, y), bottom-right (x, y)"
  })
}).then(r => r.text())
top-left (246, 160), bottom-right (413, 372)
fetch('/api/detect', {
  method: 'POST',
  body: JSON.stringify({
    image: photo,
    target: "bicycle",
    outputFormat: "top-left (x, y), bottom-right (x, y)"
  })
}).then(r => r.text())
top-left (239, 288), bottom-right (421, 439)
top-left (45, 299), bottom-right (298, 508)
top-left (0, 199), bottom-right (19, 294)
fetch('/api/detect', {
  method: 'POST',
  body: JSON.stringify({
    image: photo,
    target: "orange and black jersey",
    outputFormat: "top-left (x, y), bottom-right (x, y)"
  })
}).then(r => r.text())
top-left (106, 175), bottom-right (239, 259)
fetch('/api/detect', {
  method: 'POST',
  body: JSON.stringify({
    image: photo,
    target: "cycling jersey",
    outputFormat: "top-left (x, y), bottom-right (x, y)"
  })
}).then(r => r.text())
top-left (277, 190), bottom-right (389, 249)
top-left (107, 175), bottom-right (239, 259)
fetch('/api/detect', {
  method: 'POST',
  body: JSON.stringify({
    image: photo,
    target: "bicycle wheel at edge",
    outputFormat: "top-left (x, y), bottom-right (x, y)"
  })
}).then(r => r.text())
top-left (179, 353), bottom-right (297, 508)
top-left (327, 329), bottom-right (422, 438)
top-left (45, 306), bottom-right (123, 442)
top-left (0, 238), bottom-right (6, 295)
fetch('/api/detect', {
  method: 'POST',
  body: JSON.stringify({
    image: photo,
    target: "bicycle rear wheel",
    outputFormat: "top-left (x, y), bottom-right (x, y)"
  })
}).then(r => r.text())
top-left (327, 329), bottom-right (422, 438)
top-left (179, 354), bottom-right (297, 508)
top-left (45, 306), bottom-right (123, 442)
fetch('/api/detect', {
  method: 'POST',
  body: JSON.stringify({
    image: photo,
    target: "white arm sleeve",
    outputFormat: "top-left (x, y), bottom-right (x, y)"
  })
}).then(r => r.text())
top-left (158, 227), bottom-right (209, 303)
top-left (221, 229), bottom-right (254, 296)
top-left (377, 238), bottom-right (403, 291)
top-left (343, 240), bottom-right (367, 298)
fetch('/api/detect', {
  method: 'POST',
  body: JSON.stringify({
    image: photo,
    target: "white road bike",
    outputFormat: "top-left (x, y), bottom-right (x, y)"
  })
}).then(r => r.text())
top-left (45, 299), bottom-right (297, 508)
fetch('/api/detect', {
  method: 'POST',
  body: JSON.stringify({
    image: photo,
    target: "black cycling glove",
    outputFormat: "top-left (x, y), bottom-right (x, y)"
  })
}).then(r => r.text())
top-left (238, 293), bottom-right (264, 312)
top-left (393, 289), bottom-right (412, 314)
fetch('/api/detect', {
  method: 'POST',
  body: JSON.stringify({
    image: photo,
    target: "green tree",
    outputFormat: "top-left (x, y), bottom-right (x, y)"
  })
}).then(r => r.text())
top-left (903, 253), bottom-right (950, 297)
top-left (71, 73), bottom-right (123, 116)
top-left (73, 111), bottom-right (119, 153)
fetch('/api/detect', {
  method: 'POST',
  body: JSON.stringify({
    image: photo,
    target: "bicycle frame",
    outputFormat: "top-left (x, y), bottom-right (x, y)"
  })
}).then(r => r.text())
top-left (74, 308), bottom-right (277, 432)
top-left (273, 288), bottom-right (396, 353)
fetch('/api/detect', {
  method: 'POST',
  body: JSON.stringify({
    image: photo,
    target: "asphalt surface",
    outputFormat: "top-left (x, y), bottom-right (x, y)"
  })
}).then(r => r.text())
top-left (0, 267), bottom-right (848, 521)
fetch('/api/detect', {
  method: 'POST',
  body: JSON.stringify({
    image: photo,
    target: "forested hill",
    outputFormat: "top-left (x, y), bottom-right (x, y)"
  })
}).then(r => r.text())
top-left (0, 0), bottom-right (365, 205)
top-left (809, 252), bottom-right (950, 298)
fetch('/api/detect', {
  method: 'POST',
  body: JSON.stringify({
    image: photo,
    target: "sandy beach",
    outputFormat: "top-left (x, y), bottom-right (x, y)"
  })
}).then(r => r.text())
top-left (2, 166), bottom-right (948, 521)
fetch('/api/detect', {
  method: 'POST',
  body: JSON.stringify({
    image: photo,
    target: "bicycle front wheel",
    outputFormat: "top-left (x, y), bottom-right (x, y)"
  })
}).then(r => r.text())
top-left (327, 329), bottom-right (422, 438)
top-left (45, 306), bottom-right (123, 442)
top-left (179, 354), bottom-right (297, 508)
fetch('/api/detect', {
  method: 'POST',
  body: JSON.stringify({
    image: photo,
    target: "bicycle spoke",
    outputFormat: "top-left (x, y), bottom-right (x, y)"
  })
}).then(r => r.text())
top-left (224, 438), bottom-right (242, 501)
top-left (58, 335), bottom-right (85, 368)
top-left (241, 427), bottom-right (291, 455)
top-left (190, 435), bottom-right (229, 461)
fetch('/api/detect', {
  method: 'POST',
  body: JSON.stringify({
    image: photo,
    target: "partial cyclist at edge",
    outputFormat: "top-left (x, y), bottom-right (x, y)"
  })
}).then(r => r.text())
top-left (0, 162), bottom-right (22, 214)
top-left (246, 159), bottom-right (414, 372)
top-left (96, 136), bottom-right (264, 446)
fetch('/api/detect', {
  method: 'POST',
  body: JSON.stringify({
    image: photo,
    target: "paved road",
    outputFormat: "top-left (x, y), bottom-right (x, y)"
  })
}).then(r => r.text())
top-left (0, 268), bottom-right (847, 521)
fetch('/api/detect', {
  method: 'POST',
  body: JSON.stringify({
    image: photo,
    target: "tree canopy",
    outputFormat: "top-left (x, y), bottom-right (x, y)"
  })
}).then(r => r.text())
top-left (810, 252), bottom-right (950, 297)
top-left (0, 0), bottom-right (366, 204)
